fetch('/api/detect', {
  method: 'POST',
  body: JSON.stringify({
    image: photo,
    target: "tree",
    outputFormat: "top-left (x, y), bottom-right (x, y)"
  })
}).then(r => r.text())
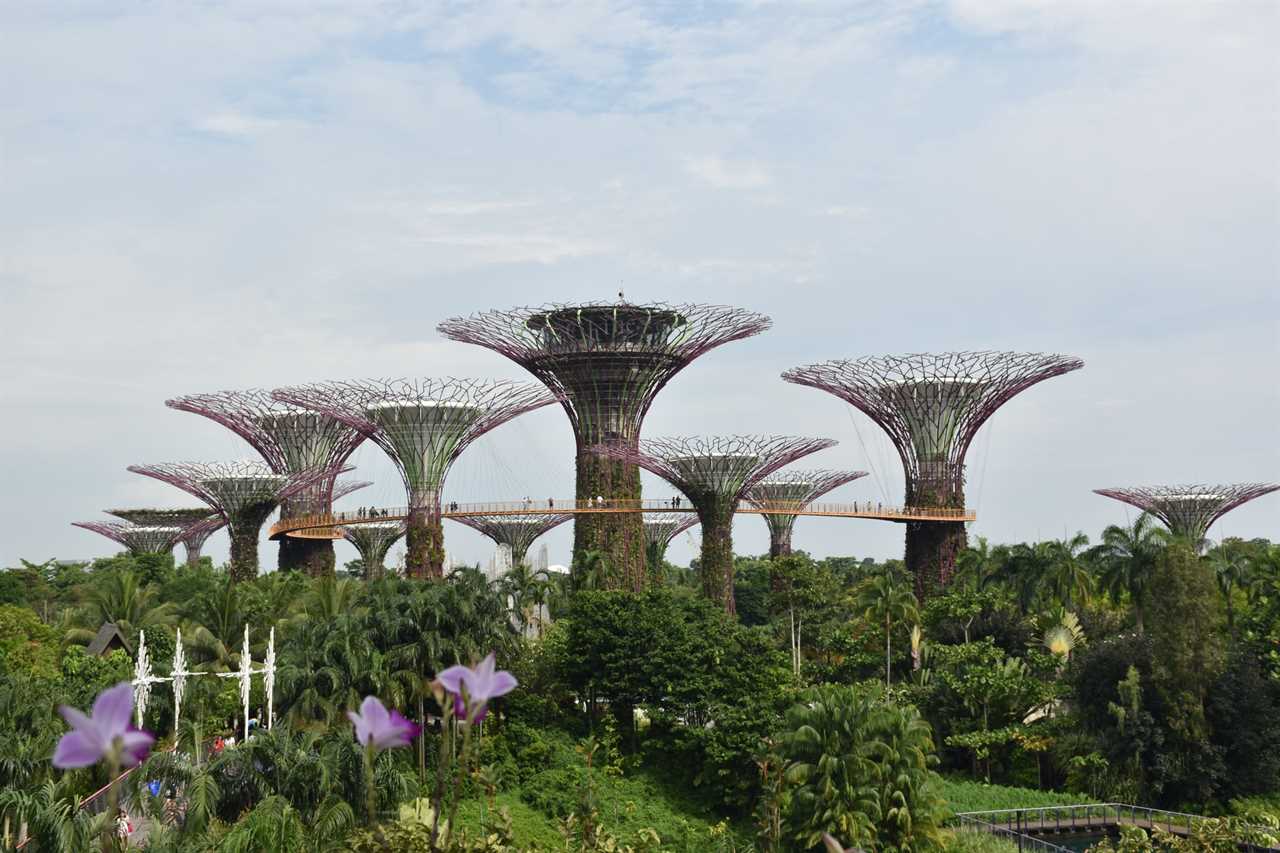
top-left (1095, 513), bottom-right (1168, 633)
top-left (64, 570), bottom-right (177, 647)
top-left (1206, 539), bottom-right (1255, 637)
top-left (1043, 533), bottom-right (1094, 611)
top-left (775, 684), bottom-right (946, 853)
top-left (856, 568), bottom-right (918, 686)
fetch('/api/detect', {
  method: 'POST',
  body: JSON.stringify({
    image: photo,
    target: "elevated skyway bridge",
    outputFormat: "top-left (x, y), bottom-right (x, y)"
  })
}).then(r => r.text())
top-left (269, 499), bottom-right (975, 540)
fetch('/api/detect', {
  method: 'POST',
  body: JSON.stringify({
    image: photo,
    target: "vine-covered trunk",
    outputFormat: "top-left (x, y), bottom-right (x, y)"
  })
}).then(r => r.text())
top-left (228, 505), bottom-right (273, 582)
top-left (278, 537), bottom-right (336, 577)
top-left (405, 505), bottom-right (445, 580)
top-left (698, 499), bottom-right (736, 615)
top-left (904, 479), bottom-right (966, 602)
top-left (767, 517), bottom-right (795, 594)
top-left (183, 543), bottom-right (203, 566)
top-left (572, 445), bottom-right (645, 592)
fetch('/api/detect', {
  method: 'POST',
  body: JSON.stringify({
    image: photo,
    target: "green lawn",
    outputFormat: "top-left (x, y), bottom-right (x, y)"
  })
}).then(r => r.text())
top-left (941, 778), bottom-right (1093, 814)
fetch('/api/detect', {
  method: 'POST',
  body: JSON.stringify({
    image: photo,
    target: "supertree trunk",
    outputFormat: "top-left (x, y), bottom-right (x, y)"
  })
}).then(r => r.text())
top-left (767, 531), bottom-right (793, 597)
top-left (905, 520), bottom-right (966, 602)
top-left (405, 505), bottom-right (445, 580)
top-left (277, 496), bottom-right (337, 577)
top-left (184, 544), bottom-right (203, 567)
top-left (574, 445), bottom-right (645, 592)
top-left (228, 506), bottom-right (273, 582)
top-left (699, 499), bottom-right (737, 615)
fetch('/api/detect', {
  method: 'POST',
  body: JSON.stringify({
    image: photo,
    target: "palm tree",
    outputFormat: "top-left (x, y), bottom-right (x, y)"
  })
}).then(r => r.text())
top-left (856, 569), bottom-right (918, 686)
top-left (1044, 533), bottom-right (1094, 611)
top-left (1095, 513), bottom-right (1168, 633)
top-left (64, 570), bottom-right (177, 646)
top-left (1207, 539), bottom-right (1254, 636)
top-left (955, 536), bottom-right (1000, 591)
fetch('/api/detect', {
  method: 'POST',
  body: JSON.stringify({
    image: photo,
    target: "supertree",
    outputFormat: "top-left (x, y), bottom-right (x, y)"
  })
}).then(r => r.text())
top-left (127, 460), bottom-right (346, 582)
top-left (744, 469), bottom-right (868, 559)
top-left (338, 521), bottom-right (406, 580)
top-left (438, 302), bottom-right (771, 591)
top-left (592, 435), bottom-right (836, 613)
top-left (1093, 483), bottom-right (1280, 550)
top-left (106, 508), bottom-right (224, 566)
top-left (783, 351), bottom-right (1083, 600)
top-left (165, 390), bottom-right (368, 576)
top-left (641, 512), bottom-right (698, 585)
top-left (273, 378), bottom-right (557, 579)
top-left (72, 521), bottom-right (184, 556)
top-left (450, 514), bottom-right (574, 566)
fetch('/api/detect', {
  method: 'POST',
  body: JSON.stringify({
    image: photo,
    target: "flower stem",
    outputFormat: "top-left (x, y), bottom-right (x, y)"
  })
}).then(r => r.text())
top-left (364, 743), bottom-right (377, 827)
top-left (103, 749), bottom-right (119, 853)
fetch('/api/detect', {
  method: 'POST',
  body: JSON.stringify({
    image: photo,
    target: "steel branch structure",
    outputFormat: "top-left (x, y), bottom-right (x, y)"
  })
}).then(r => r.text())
top-left (1093, 483), bottom-right (1280, 549)
top-left (450, 514), bottom-right (574, 566)
top-left (783, 351), bottom-right (1082, 600)
top-left (641, 513), bottom-right (699, 586)
top-left (273, 378), bottom-right (557, 579)
top-left (165, 389), bottom-right (368, 576)
top-left (106, 508), bottom-right (223, 566)
top-left (72, 521), bottom-right (184, 556)
top-left (744, 469), bottom-right (868, 558)
top-left (438, 302), bottom-right (771, 591)
top-left (128, 460), bottom-right (346, 582)
top-left (338, 521), bottom-right (406, 580)
top-left (592, 435), bottom-right (836, 613)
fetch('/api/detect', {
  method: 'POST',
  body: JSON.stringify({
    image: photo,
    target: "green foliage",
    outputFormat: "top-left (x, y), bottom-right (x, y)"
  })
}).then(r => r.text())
top-left (936, 778), bottom-right (1087, 813)
top-left (0, 604), bottom-right (60, 678)
top-left (774, 683), bottom-right (947, 853)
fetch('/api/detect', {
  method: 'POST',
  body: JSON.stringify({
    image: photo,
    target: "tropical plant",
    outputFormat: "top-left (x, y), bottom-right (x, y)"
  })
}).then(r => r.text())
top-left (856, 568), bottom-right (919, 686)
top-left (1094, 513), bottom-right (1168, 633)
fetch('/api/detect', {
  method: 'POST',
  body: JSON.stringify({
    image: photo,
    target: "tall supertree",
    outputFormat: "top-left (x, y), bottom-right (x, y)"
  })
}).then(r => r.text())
top-left (273, 378), bottom-right (557, 579)
top-left (783, 352), bottom-right (1083, 600)
top-left (128, 460), bottom-right (345, 582)
top-left (641, 512), bottom-right (698, 585)
top-left (450, 514), bottom-right (574, 567)
top-left (1094, 483), bottom-right (1280, 550)
top-left (338, 521), bottom-right (406, 580)
top-left (165, 390), bottom-right (368, 576)
top-left (592, 435), bottom-right (836, 613)
top-left (106, 508), bottom-right (223, 566)
top-left (744, 469), bottom-right (868, 559)
top-left (438, 302), bottom-right (771, 591)
top-left (72, 521), bottom-right (184, 556)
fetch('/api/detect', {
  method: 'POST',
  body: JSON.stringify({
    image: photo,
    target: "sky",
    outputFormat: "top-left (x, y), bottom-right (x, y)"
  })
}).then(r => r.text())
top-left (2, 1), bottom-right (1277, 572)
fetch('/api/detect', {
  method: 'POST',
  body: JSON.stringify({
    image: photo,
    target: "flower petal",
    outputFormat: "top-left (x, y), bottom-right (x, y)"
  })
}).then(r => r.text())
top-left (373, 710), bottom-right (420, 749)
top-left (347, 710), bottom-right (370, 747)
top-left (437, 664), bottom-right (468, 695)
top-left (485, 671), bottom-right (518, 700)
top-left (53, 730), bottom-right (103, 768)
top-left (118, 729), bottom-right (155, 767)
top-left (91, 683), bottom-right (135, 738)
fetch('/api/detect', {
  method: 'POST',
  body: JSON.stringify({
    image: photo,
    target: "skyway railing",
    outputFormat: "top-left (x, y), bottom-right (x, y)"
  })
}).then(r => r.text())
top-left (269, 499), bottom-right (975, 539)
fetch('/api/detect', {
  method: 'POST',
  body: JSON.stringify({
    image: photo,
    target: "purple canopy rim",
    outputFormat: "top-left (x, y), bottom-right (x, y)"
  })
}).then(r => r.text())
top-left (1093, 483), bottom-right (1280, 548)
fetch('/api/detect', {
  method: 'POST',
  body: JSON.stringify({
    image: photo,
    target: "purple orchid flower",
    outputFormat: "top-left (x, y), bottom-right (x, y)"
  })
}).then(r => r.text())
top-left (347, 696), bottom-right (421, 750)
top-left (53, 682), bottom-right (154, 769)
top-left (437, 653), bottom-right (518, 723)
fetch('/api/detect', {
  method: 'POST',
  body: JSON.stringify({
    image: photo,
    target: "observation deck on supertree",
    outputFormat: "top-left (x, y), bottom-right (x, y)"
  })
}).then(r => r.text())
top-left (128, 460), bottom-right (346, 582)
top-left (592, 435), bottom-right (836, 613)
top-left (450, 514), bottom-right (574, 567)
top-left (165, 390), bottom-right (368, 576)
top-left (338, 521), bottom-right (406, 580)
top-left (641, 512), bottom-right (698, 586)
top-left (272, 378), bottom-right (557, 580)
top-left (438, 301), bottom-right (771, 592)
top-left (1093, 483), bottom-right (1280, 549)
top-left (72, 521), bottom-right (185, 556)
top-left (783, 351), bottom-right (1083, 601)
top-left (744, 469), bottom-right (868, 559)
top-left (106, 507), bottom-right (223, 566)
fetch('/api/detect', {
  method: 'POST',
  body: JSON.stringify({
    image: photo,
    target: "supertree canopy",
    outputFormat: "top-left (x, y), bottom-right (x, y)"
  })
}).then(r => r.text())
top-left (744, 469), bottom-right (868, 559)
top-left (592, 435), bottom-right (835, 613)
top-left (438, 302), bottom-right (771, 591)
top-left (783, 351), bottom-right (1082, 600)
top-left (128, 460), bottom-right (345, 582)
top-left (106, 507), bottom-right (223, 566)
top-left (1094, 483), bottom-right (1280, 549)
top-left (450, 514), bottom-right (574, 566)
top-left (641, 512), bottom-right (698, 585)
top-left (273, 378), bottom-right (557, 579)
top-left (72, 521), bottom-right (184, 556)
top-left (165, 389), bottom-right (368, 576)
top-left (339, 521), bottom-right (406, 580)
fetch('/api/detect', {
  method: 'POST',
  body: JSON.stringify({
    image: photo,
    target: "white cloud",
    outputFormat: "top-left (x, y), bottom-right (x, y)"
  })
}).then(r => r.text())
top-left (683, 156), bottom-right (772, 189)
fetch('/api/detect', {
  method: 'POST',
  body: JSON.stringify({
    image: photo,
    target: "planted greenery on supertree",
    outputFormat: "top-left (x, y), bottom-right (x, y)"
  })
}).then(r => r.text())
top-left (127, 459), bottom-right (347, 582)
top-left (783, 351), bottom-right (1082, 599)
top-left (438, 301), bottom-right (771, 591)
top-left (106, 507), bottom-right (225, 565)
top-left (273, 378), bottom-right (558, 580)
top-left (339, 520), bottom-right (405, 580)
top-left (592, 435), bottom-right (835, 614)
top-left (449, 513), bottom-right (573, 566)
top-left (1094, 483), bottom-right (1280, 551)
top-left (165, 389), bottom-right (369, 576)
top-left (71, 521), bottom-right (185, 556)
top-left (744, 468), bottom-right (868, 559)
top-left (641, 512), bottom-right (699, 585)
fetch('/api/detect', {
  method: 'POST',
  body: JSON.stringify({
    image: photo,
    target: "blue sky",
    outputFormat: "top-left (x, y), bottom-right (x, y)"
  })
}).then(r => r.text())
top-left (2, 1), bottom-right (1276, 570)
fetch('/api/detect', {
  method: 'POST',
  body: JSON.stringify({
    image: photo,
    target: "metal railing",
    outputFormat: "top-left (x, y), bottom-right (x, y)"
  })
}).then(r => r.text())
top-left (954, 817), bottom-right (1073, 853)
top-left (270, 498), bottom-right (975, 539)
